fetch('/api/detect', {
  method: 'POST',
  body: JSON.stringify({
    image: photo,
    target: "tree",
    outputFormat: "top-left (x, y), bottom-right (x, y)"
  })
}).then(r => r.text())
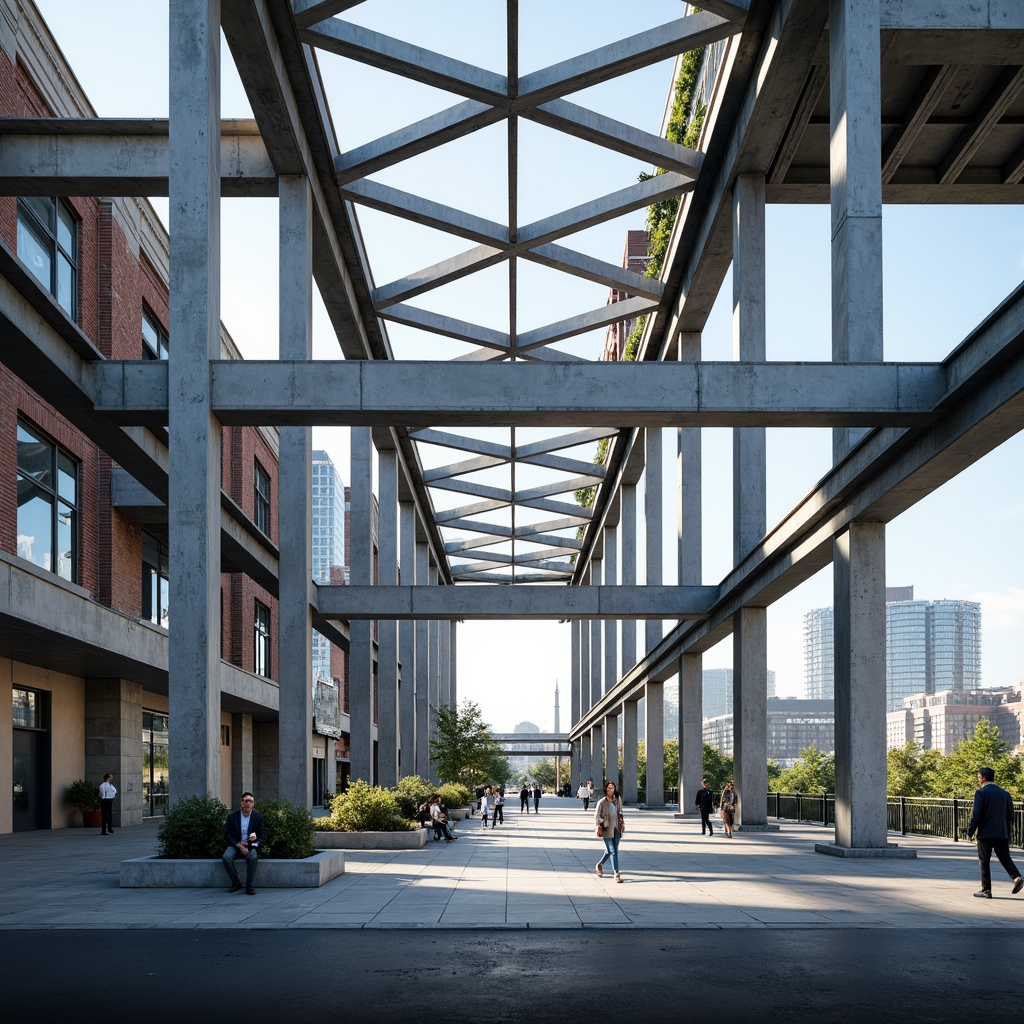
top-left (486, 754), bottom-right (513, 787)
top-left (701, 745), bottom-right (734, 794)
top-left (886, 741), bottom-right (935, 797)
top-left (429, 700), bottom-right (502, 787)
top-left (527, 757), bottom-right (569, 790)
top-left (933, 719), bottom-right (1024, 798)
top-left (775, 746), bottom-right (835, 794)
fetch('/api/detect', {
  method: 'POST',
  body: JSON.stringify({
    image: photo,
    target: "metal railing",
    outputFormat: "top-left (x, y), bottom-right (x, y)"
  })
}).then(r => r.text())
top-left (768, 793), bottom-right (1024, 848)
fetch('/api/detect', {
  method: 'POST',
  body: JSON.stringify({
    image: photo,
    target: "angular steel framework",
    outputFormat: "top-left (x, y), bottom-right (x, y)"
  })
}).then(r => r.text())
top-left (3, 0), bottom-right (1024, 852)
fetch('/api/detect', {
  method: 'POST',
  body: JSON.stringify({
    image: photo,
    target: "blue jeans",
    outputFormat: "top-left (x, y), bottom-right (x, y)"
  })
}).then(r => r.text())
top-left (597, 831), bottom-right (621, 874)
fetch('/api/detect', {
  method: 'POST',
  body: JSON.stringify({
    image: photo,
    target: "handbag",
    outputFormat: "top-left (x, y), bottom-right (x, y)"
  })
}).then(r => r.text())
top-left (617, 813), bottom-right (625, 835)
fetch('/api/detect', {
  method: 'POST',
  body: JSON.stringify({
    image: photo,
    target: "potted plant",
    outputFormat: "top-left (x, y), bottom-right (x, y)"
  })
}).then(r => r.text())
top-left (65, 778), bottom-right (102, 828)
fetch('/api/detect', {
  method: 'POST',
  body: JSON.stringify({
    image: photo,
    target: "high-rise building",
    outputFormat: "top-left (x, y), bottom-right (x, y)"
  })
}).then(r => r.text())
top-left (887, 686), bottom-right (1023, 754)
top-left (804, 588), bottom-right (982, 712)
top-left (699, 668), bottom-right (776, 721)
top-left (312, 450), bottom-right (346, 682)
top-left (703, 699), bottom-right (835, 759)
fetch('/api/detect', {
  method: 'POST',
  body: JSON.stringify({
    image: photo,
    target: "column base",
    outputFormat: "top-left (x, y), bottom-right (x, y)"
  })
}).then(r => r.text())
top-left (736, 823), bottom-right (780, 832)
top-left (673, 811), bottom-right (700, 820)
top-left (814, 842), bottom-right (917, 859)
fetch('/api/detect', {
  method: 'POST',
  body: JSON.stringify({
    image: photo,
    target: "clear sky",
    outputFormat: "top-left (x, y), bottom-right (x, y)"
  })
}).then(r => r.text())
top-left (35, 1), bottom-right (1024, 734)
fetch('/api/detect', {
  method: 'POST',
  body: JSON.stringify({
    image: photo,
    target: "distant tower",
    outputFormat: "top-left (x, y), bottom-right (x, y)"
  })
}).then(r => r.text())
top-left (554, 681), bottom-right (561, 792)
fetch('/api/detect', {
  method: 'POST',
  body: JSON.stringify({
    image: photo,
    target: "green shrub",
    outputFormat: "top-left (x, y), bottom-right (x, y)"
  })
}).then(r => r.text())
top-left (157, 794), bottom-right (229, 859)
top-left (321, 780), bottom-right (414, 832)
top-left (438, 782), bottom-right (471, 809)
top-left (64, 778), bottom-right (101, 812)
top-left (393, 775), bottom-right (434, 820)
top-left (255, 799), bottom-right (316, 859)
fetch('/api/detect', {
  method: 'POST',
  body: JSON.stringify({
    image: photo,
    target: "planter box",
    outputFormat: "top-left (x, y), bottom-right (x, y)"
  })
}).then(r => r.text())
top-left (448, 807), bottom-right (471, 821)
top-left (315, 829), bottom-right (427, 850)
top-left (119, 850), bottom-right (345, 888)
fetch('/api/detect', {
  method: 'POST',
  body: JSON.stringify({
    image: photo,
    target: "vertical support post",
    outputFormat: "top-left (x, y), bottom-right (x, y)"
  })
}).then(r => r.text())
top-left (621, 699), bottom-right (639, 803)
top-left (833, 522), bottom-right (889, 849)
top-left (571, 619), bottom-right (581, 735)
top-left (731, 172), bottom-right (769, 830)
top-left (348, 427), bottom-right (374, 783)
top-left (621, 484), bottom-right (637, 674)
top-left (592, 722), bottom-right (604, 787)
top-left (645, 681), bottom-right (664, 805)
top-left (580, 606), bottom-right (591, 714)
top-left (581, 731), bottom-right (593, 790)
top-left (603, 520), bottom-right (618, 696)
top-left (603, 709), bottom-right (619, 790)
top-left (376, 448), bottom-right (399, 787)
top-left (678, 330), bottom-right (703, 814)
top-left (414, 543), bottom-right (430, 778)
top-left (590, 555), bottom-right (603, 706)
top-left (399, 501), bottom-right (416, 778)
top-left (277, 175), bottom-right (314, 808)
top-left (167, 0), bottom-right (221, 803)
top-left (644, 429), bottom-right (663, 652)
top-left (830, 0), bottom-right (882, 462)
top-left (427, 561), bottom-right (439, 783)
top-left (449, 620), bottom-right (457, 708)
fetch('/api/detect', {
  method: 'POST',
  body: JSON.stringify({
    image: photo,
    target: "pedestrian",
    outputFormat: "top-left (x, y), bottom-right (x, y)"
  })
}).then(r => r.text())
top-left (966, 765), bottom-right (1024, 899)
top-left (493, 786), bottom-right (505, 827)
top-left (480, 786), bottom-right (491, 828)
top-left (222, 791), bottom-right (265, 895)
top-left (694, 778), bottom-right (716, 836)
top-left (577, 779), bottom-right (593, 812)
top-left (719, 780), bottom-right (738, 838)
top-left (520, 783), bottom-right (530, 813)
top-left (98, 773), bottom-right (116, 835)
top-left (532, 782), bottom-right (542, 813)
top-left (594, 780), bottom-right (625, 883)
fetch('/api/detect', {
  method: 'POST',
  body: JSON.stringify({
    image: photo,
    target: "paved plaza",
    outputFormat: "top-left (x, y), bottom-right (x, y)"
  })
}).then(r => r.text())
top-left (3, 798), bottom-right (1022, 931)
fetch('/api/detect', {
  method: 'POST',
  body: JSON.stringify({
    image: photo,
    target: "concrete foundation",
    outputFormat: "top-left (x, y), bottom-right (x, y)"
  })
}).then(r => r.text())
top-left (119, 850), bottom-right (346, 887)
top-left (314, 829), bottom-right (427, 850)
top-left (815, 842), bottom-right (916, 859)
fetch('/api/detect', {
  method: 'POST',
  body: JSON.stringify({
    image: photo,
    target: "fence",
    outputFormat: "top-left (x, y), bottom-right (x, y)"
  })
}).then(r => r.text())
top-left (767, 793), bottom-right (1024, 849)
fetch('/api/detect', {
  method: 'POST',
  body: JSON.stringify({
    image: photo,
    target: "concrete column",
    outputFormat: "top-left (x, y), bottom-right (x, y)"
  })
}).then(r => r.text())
top-left (439, 611), bottom-right (451, 710)
top-left (592, 722), bottom-right (604, 786)
top-left (621, 484), bottom-right (636, 673)
top-left (230, 712), bottom-right (253, 804)
top-left (167, 0), bottom-right (222, 803)
top-left (679, 654), bottom-right (703, 816)
top-left (399, 501), bottom-right (416, 779)
top-left (324, 730), bottom-right (337, 800)
top-left (570, 619), bottom-right (581, 730)
top-left (376, 448), bottom-right (399, 786)
top-left (277, 174), bottom-right (314, 808)
top-left (603, 710), bottom-right (619, 789)
top-left (603, 521), bottom-right (618, 695)
top-left (830, 0), bottom-right (882, 461)
top-left (85, 679), bottom-right (143, 827)
top-left (833, 522), bottom-right (890, 850)
top-left (645, 681), bottom-right (664, 805)
top-left (590, 556), bottom-right (602, 706)
top-left (449, 621), bottom-right (457, 708)
top-left (427, 562), bottom-right (439, 783)
top-left (414, 543), bottom-right (430, 778)
top-left (581, 731), bottom-right (593, 790)
top-left (570, 740), bottom-right (582, 792)
top-left (621, 699), bottom-right (639, 803)
top-left (733, 607), bottom-right (768, 827)
top-left (644, 429), bottom-right (663, 651)
top-left (731, 173), bottom-right (770, 830)
top-left (348, 427), bottom-right (374, 784)
top-left (580, 609), bottom-right (591, 714)
top-left (676, 328), bottom-right (704, 814)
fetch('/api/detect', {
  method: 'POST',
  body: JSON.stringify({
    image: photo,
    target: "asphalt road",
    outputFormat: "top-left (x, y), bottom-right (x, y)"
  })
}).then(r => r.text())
top-left (9, 927), bottom-right (1024, 1022)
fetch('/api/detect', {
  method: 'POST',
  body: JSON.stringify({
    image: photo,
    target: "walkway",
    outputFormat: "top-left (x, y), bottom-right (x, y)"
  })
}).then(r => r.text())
top-left (1, 798), bottom-right (1021, 931)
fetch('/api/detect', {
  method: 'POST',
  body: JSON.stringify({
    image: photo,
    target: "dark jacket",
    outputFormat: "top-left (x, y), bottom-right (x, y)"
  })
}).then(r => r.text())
top-left (225, 808), bottom-right (266, 848)
top-left (695, 786), bottom-right (715, 813)
top-left (967, 782), bottom-right (1014, 840)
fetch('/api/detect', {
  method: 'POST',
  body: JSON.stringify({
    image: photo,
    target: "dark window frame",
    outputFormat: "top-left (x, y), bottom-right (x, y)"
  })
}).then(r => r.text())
top-left (254, 459), bottom-right (271, 535)
top-left (17, 196), bottom-right (78, 319)
top-left (254, 599), bottom-right (271, 678)
top-left (141, 305), bottom-right (169, 360)
top-left (141, 529), bottom-right (170, 628)
top-left (16, 418), bottom-right (80, 583)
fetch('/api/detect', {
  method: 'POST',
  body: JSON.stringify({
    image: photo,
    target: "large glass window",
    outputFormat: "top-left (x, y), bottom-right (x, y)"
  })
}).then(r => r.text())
top-left (254, 599), bottom-right (271, 678)
top-left (254, 459), bottom-right (271, 535)
top-left (141, 306), bottom-right (169, 360)
top-left (17, 196), bottom-right (78, 318)
top-left (141, 530), bottom-right (170, 628)
top-left (17, 420), bottom-right (79, 582)
top-left (142, 711), bottom-right (169, 817)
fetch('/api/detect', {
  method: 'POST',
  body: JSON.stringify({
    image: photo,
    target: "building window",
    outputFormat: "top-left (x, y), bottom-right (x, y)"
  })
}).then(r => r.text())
top-left (254, 459), bottom-right (271, 535)
top-left (254, 599), bottom-right (271, 678)
top-left (17, 197), bottom-right (78, 317)
top-left (16, 420), bottom-right (79, 582)
top-left (141, 530), bottom-right (170, 628)
top-left (142, 306), bottom-right (169, 360)
top-left (142, 710), bottom-right (169, 818)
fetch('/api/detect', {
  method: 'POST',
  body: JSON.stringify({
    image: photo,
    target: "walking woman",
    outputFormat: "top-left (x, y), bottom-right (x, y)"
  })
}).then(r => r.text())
top-left (594, 780), bottom-right (625, 883)
top-left (720, 780), bottom-right (738, 838)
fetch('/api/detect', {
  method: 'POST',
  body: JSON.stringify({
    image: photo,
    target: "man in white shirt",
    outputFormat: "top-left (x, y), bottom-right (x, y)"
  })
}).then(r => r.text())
top-left (98, 773), bottom-right (116, 835)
